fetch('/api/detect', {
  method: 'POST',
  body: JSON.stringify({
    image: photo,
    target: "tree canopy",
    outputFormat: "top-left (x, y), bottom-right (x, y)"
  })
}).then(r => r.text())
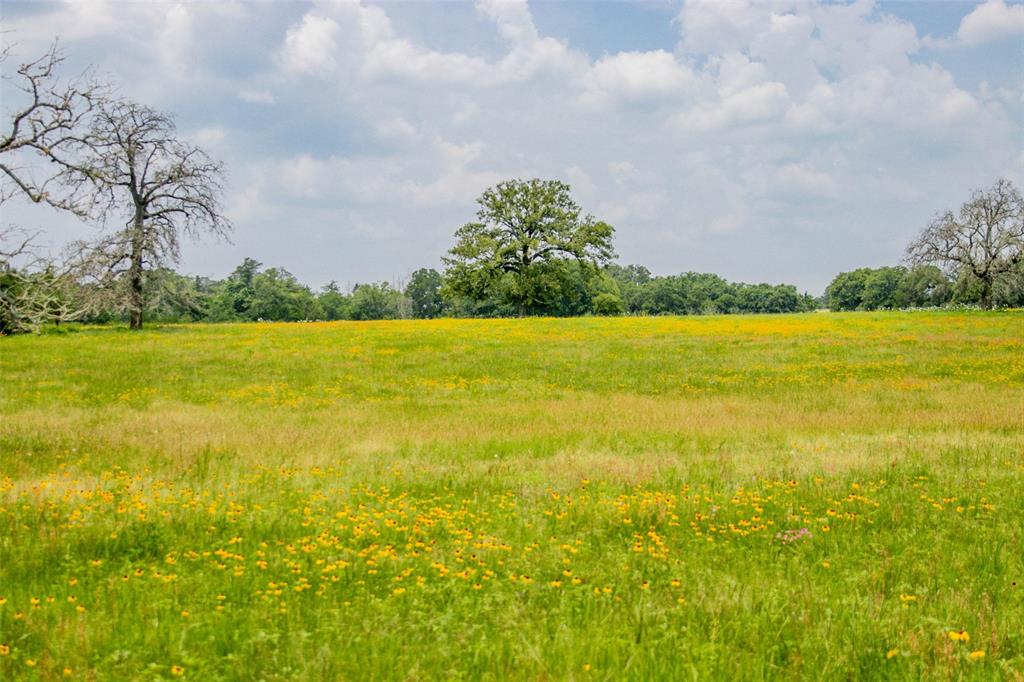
top-left (443, 179), bottom-right (615, 316)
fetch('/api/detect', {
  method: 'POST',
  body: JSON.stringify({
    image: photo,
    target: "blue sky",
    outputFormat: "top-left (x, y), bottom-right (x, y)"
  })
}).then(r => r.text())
top-left (2, 0), bottom-right (1022, 294)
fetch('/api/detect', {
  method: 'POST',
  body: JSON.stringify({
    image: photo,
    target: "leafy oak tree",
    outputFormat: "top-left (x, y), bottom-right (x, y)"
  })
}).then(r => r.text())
top-left (318, 281), bottom-right (351, 321)
top-left (443, 179), bottom-right (615, 316)
top-left (349, 282), bottom-right (403, 320)
top-left (405, 268), bottom-right (444, 319)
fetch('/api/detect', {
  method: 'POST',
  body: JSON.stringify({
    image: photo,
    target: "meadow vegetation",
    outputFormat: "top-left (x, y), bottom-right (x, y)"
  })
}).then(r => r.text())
top-left (1, 311), bottom-right (1022, 680)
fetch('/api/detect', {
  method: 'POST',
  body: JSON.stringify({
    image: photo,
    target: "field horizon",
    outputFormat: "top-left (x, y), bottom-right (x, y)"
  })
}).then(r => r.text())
top-left (2, 311), bottom-right (1022, 679)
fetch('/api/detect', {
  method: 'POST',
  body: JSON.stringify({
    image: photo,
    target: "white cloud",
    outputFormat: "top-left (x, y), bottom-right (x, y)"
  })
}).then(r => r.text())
top-left (772, 162), bottom-right (840, 197)
top-left (276, 0), bottom-right (583, 87)
top-left (679, 0), bottom-right (773, 54)
top-left (156, 3), bottom-right (193, 80)
top-left (565, 165), bottom-right (595, 200)
top-left (958, 0), bottom-right (1024, 46)
top-left (279, 14), bottom-right (339, 74)
top-left (271, 138), bottom-right (513, 210)
top-left (0, 0), bottom-right (123, 44)
top-left (476, 0), bottom-right (539, 45)
top-left (374, 117), bottom-right (417, 140)
top-left (191, 127), bottom-right (227, 148)
top-left (674, 78), bottom-right (789, 132)
top-left (363, 39), bottom-right (489, 84)
top-left (581, 50), bottom-right (695, 106)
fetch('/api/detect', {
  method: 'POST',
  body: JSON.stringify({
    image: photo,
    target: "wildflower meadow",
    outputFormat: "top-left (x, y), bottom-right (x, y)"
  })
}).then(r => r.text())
top-left (1, 311), bottom-right (1022, 680)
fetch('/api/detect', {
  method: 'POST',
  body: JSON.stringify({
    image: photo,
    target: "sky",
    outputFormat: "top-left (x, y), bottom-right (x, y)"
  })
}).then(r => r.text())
top-left (1, 0), bottom-right (1022, 295)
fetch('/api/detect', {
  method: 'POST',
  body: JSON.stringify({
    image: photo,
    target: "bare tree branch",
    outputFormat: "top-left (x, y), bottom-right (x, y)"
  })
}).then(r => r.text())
top-left (0, 39), bottom-right (106, 216)
top-left (0, 226), bottom-right (113, 333)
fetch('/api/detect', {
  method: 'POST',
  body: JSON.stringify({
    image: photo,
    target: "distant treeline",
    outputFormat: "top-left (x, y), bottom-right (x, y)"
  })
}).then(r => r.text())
top-left (824, 262), bottom-right (1024, 311)
top-left (71, 257), bottom-right (1024, 325)
top-left (75, 259), bottom-right (817, 324)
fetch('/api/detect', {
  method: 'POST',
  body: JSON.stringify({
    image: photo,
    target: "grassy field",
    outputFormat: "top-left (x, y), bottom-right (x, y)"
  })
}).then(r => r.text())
top-left (1, 311), bottom-right (1023, 680)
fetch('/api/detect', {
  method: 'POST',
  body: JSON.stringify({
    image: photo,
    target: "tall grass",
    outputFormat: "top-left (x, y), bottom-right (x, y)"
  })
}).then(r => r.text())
top-left (1, 312), bottom-right (1022, 679)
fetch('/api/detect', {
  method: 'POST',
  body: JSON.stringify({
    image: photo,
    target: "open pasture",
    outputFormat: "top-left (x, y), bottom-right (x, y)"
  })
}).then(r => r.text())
top-left (1, 311), bottom-right (1023, 680)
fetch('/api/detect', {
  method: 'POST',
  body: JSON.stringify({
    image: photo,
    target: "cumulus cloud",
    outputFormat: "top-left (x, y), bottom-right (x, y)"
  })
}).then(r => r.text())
top-left (363, 40), bottom-right (489, 84)
top-left (957, 0), bottom-right (1024, 46)
top-left (190, 127), bottom-right (227, 148)
top-left (275, 0), bottom-right (580, 86)
top-left (476, 0), bottom-right (540, 45)
top-left (271, 138), bottom-right (513, 210)
top-left (679, 0), bottom-right (772, 54)
top-left (279, 14), bottom-right (339, 74)
top-left (581, 50), bottom-right (695, 106)
top-left (156, 4), bottom-right (193, 79)
top-left (674, 81), bottom-right (790, 132)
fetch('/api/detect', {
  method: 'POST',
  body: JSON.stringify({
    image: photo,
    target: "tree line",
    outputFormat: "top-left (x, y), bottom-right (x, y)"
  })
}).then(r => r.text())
top-left (22, 250), bottom-right (1022, 328)
top-left (824, 262), bottom-right (1024, 312)
top-left (2, 41), bottom-right (1022, 333)
top-left (825, 179), bottom-right (1024, 311)
top-left (63, 259), bottom-right (817, 325)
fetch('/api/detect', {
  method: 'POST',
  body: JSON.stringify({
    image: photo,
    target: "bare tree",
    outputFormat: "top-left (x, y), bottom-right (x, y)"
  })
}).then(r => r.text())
top-left (906, 178), bottom-right (1024, 309)
top-left (0, 226), bottom-right (107, 333)
top-left (51, 99), bottom-right (231, 329)
top-left (0, 39), bottom-right (102, 213)
top-left (0, 226), bottom-right (41, 333)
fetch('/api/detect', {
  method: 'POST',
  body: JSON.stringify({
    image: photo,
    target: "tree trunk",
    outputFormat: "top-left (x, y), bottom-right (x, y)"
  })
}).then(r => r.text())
top-left (128, 212), bottom-right (145, 330)
top-left (980, 277), bottom-right (993, 310)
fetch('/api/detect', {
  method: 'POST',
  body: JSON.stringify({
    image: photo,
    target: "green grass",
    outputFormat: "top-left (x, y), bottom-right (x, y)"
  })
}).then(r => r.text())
top-left (1, 311), bottom-right (1022, 680)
